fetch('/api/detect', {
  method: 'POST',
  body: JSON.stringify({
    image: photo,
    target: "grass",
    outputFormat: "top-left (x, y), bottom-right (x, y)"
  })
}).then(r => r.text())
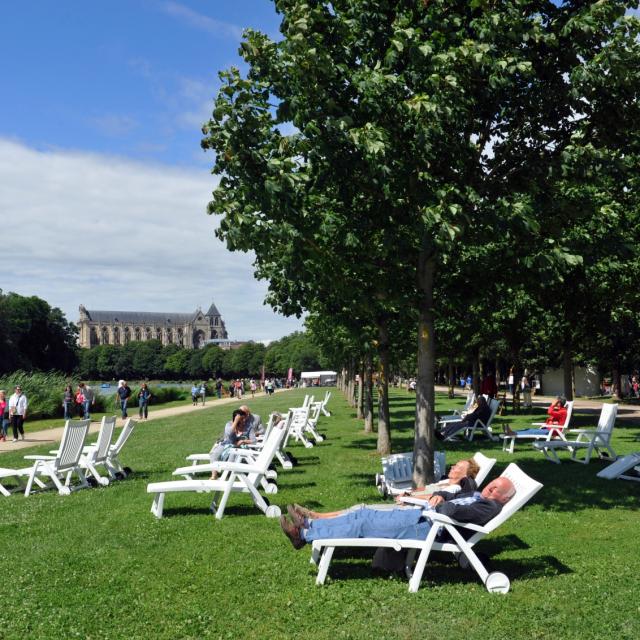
top-left (1, 388), bottom-right (639, 639)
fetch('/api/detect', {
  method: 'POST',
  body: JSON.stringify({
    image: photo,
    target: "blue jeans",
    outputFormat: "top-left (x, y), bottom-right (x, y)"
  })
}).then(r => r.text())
top-left (302, 507), bottom-right (430, 542)
top-left (515, 428), bottom-right (549, 436)
top-left (120, 399), bottom-right (128, 418)
top-left (83, 400), bottom-right (91, 419)
top-left (63, 402), bottom-right (73, 420)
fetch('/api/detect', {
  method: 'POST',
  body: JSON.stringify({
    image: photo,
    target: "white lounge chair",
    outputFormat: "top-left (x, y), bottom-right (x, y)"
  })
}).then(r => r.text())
top-left (533, 403), bottom-right (617, 464)
top-left (597, 452), bottom-right (640, 482)
top-left (500, 401), bottom-right (574, 454)
top-left (319, 391), bottom-right (332, 417)
top-left (49, 415), bottom-right (118, 486)
top-left (283, 405), bottom-right (316, 449)
top-left (22, 419), bottom-right (91, 496)
top-left (438, 398), bottom-right (500, 442)
top-left (376, 451), bottom-right (496, 497)
top-left (185, 413), bottom-right (293, 472)
top-left (147, 416), bottom-right (289, 519)
top-left (438, 391), bottom-right (476, 423)
top-left (0, 466), bottom-right (46, 496)
top-left (311, 463), bottom-right (543, 593)
top-left (104, 418), bottom-right (137, 479)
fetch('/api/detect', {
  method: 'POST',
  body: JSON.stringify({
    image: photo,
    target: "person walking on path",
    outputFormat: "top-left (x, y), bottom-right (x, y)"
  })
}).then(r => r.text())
top-left (62, 384), bottom-right (74, 420)
top-left (78, 382), bottom-right (95, 419)
top-left (116, 380), bottom-right (132, 419)
top-left (0, 390), bottom-right (9, 441)
top-left (215, 378), bottom-right (223, 399)
top-left (199, 383), bottom-right (206, 406)
top-left (8, 385), bottom-right (28, 441)
top-left (138, 383), bottom-right (152, 420)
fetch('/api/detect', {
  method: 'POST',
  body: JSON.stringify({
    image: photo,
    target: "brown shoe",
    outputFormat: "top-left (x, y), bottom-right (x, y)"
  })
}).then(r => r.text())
top-left (292, 503), bottom-right (313, 518)
top-left (280, 515), bottom-right (305, 550)
top-left (286, 504), bottom-right (306, 528)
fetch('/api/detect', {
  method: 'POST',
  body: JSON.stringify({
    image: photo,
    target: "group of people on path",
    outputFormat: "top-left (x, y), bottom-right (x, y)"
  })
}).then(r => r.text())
top-left (63, 382), bottom-right (96, 420)
top-left (0, 386), bottom-right (28, 442)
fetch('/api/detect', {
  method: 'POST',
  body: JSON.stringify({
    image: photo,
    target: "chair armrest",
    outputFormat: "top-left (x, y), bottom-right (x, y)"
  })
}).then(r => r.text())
top-left (173, 461), bottom-right (261, 476)
top-left (399, 497), bottom-right (430, 507)
top-left (427, 511), bottom-right (486, 533)
top-left (23, 455), bottom-right (56, 461)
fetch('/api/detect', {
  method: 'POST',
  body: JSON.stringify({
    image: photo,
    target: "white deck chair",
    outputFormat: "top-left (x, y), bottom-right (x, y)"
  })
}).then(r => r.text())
top-left (0, 466), bottom-right (47, 496)
top-left (49, 415), bottom-right (118, 486)
top-left (104, 418), bottom-right (137, 479)
top-left (597, 452), bottom-right (640, 482)
top-left (533, 403), bottom-right (617, 464)
top-left (320, 391), bottom-right (332, 417)
top-left (186, 413), bottom-right (292, 474)
top-left (147, 415), bottom-right (289, 520)
top-left (283, 405), bottom-right (315, 448)
top-left (311, 463), bottom-right (543, 593)
top-left (23, 419), bottom-right (91, 496)
top-left (438, 391), bottom-right (476, 423)
top-left (439, 398), bottom-right (500, 442)
top-left (376, 451), bottom-right (446, 497)
top-left (305, 399), bottom-right (325, 442)
top-left (378, 451), bottom-right (496, 497)
top-left (500, 401), bottom-right (574, 454)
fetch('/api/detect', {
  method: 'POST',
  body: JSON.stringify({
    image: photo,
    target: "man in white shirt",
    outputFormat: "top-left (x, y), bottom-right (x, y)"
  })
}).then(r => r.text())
top-left (8, 385), bottom-right (28, 442)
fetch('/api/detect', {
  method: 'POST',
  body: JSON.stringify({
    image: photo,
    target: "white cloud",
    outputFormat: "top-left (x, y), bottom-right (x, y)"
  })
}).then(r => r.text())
top-left (0, 138), bottom-right (304, 342)
top-left (161, 1), bottom-right (243, 40)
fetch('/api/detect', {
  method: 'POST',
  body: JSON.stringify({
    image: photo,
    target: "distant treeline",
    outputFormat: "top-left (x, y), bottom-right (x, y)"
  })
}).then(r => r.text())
top-left (77, 332), bottom-right (325, 380)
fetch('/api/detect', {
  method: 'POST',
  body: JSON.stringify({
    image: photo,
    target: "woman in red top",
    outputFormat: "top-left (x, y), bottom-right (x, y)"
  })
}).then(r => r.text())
top-left (546, 396), bottom-right (568, 425)
top-left (0, 389), bottom-right (8, 441)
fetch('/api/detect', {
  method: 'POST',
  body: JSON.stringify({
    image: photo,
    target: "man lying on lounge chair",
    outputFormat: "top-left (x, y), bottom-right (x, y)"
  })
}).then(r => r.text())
top-left (280, 477), bottom-right (515, 549)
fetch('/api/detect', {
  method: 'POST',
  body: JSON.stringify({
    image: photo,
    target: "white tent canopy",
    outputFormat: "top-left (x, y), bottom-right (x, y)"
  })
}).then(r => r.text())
top-left (300, 371), bottom-right (337, 379)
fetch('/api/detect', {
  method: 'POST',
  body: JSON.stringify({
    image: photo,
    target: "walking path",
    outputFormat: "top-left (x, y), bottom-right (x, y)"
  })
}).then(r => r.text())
top-left (0, 389), bottom-right (291, 454)
top-left (3, 386), bottom-right (638, 455)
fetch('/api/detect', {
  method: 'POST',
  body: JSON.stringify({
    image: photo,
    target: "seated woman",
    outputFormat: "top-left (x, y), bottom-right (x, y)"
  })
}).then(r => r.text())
top-left (289, 457), bottom-right (480, 521)
top-left (503, 395), bottom-right (568, 437)
top-left (209, 409), bottom-right (256, 479)
top-left (435, 396), bottom-right (491, 440)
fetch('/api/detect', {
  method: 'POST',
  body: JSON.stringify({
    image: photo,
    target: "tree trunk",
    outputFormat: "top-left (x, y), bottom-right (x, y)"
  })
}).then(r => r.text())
top-left (376, 318), bottom-right (391, 455)
top-left (562, 347), bottom-right (574, 401)
top-left (413, 252), bottom-right (436, 487)
top-left (613, 359), bottom-right (622, 399)
top-left (473, 354), bottom-right (480, 395)
top-left (447, 357), bottom-right (454, 399)
top-left (364, 351), bottom-right (374, 433)
top-left (356, 360), bottom-right (364, 419)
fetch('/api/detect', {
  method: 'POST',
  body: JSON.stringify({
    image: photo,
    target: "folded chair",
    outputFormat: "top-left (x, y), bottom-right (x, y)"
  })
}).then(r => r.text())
top-left (597, 452), bottom-right (640, 482)
top-left (500, 401), bottom-right (574, 454)
top-left (23, 419), bottom-right (91, 496)
top-left (147, 416), bottom-right (289, 519)
top-left (311, 463), bottom-right (542, 593)
top-left (533, 403), bottom-right (617, 464)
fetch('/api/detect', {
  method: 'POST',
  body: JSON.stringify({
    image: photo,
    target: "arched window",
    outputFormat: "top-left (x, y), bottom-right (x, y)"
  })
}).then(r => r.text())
top-left (101, 327), bottom-right (109, 345)
top-left (113, 327), bottom-right (120, 345)
top-left (166, 329), bottom-right (173, 344)
top-left (134, 327), bottom-right (141, 341)
top-left (214, 317), bottom-right (219, 326)
top-left (124, 327), bottom-right (131, 344)
top-left (155, 328), bottom-right (162, 341)
top-left (90, 328), bottom-right (99, 346)
top-left (145, 327), bottom-right (152, 341)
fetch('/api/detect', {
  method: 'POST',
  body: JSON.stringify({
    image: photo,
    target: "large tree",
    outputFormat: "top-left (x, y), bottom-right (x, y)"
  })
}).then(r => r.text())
top-left (203, 0), bottom-right (640, 483)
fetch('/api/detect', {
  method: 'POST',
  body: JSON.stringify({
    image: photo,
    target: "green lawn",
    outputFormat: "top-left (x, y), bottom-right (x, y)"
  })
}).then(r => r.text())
top-left (0, 388), bottom-right (639, 639)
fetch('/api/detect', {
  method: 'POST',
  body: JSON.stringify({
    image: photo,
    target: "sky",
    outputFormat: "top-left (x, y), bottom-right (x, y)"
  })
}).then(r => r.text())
top-left (0, 0), bottom-right (305, 342)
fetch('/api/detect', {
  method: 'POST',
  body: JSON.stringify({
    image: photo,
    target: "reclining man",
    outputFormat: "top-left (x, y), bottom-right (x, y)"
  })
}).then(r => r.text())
top-left (281, 476), bottom-right (516, 549)
top-left (435, 396), bottom-right (492, 441)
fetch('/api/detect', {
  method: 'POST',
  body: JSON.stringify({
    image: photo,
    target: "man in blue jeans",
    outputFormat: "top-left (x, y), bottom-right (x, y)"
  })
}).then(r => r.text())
top-left (280, 477), bottom-right (515, 549)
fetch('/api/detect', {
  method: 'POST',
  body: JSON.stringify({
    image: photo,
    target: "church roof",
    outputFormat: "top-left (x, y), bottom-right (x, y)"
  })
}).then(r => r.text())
top-left (206, 302), bottom-right (222, 317)
top-left (85, 310), bottom-right (197, 325)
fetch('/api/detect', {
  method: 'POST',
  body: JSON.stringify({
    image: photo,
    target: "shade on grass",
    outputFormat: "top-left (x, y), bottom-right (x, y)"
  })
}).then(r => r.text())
top-left (0, 388), bottom-right (638, 639)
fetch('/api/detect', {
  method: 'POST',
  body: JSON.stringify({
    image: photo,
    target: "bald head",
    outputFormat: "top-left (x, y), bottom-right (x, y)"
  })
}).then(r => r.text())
top-left (480, 477), bottom-right (516, 504)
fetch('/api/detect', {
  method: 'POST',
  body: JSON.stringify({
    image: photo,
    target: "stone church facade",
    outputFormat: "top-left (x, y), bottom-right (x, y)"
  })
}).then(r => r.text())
top-left (77, 303), bottom-right (228, 349)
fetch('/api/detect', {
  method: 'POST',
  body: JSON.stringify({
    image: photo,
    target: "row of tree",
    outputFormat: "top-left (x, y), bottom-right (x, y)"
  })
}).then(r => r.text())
top-left (202, 0), bottom-right (640, 485)
top-left (75, 331), bottom-right (325, 380)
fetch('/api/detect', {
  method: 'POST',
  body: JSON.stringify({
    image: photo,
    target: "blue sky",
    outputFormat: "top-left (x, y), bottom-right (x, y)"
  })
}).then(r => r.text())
top-left (0, 1), bottom-right (305, 342)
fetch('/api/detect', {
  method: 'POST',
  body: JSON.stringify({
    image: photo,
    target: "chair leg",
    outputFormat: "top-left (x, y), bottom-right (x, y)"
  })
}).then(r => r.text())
top-left (151, 492), bottom-right (165, 518)
top-left (316, 547), bottom-right (335, 585)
